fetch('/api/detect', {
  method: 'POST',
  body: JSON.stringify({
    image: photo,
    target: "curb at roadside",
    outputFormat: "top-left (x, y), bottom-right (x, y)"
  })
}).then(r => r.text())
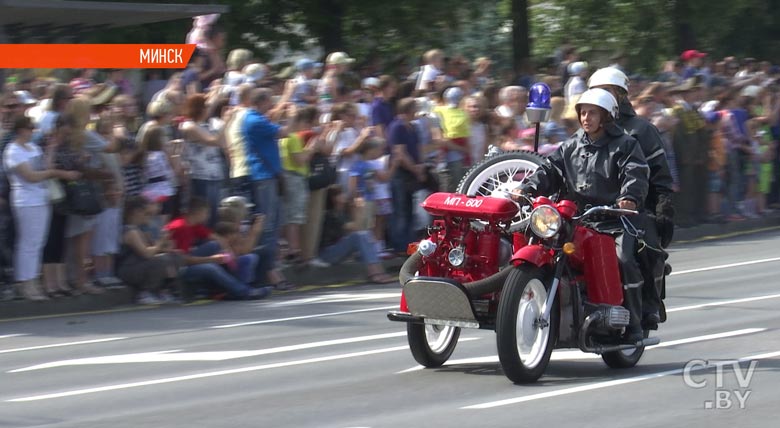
top-left (1, 215), bottom-right (778, 322)
top-left (672, 213), bottom-right (780, 245)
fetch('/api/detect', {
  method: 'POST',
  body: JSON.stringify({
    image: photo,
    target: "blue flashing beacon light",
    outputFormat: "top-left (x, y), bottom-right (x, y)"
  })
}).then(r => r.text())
top-left (526, 82), bottom-right (552, 152)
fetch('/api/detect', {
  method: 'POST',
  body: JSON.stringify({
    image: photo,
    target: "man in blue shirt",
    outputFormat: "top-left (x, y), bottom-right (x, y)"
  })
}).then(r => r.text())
top-left (370, 75), bottom-right (397, 139)
top-left (388, 98), bottom-right (425, 253)
top-left (242, 88), bottom-right (288, 270)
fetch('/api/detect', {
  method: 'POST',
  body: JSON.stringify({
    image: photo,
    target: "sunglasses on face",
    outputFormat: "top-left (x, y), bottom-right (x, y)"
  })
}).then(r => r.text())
top-left (3, 104), bottom-right (20, 109)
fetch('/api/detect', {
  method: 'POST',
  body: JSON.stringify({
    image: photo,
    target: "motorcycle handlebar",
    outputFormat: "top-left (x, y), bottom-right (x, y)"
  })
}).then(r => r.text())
top-left (575, 205), bottom-right (638, 221)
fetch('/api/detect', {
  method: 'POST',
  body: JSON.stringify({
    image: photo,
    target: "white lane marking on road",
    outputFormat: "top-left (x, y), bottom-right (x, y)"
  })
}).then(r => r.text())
top-left (9, 332), bottom-right (409, 373)
top-left (667, 293), bottom-right (780, 312)
top-left (210, 305), bottom-right (398, 329)
top-left (269, 293), bottom-right (400, 307)
top-left (9, 351), bottom-right (184, 373)
top-left (210, 258), bottom-right (780, 330)
top-left (6, 345), bottom-right (412, 402)
top-left (462, 349), bottom-right (780, 410)
top-left (396, 328), bottom-right (767, 373)
top-left (10, 337), bottom-right (481, 374)
top-left (0, 334), bottom-right (27, 340)
top-left (670, 257), bottom-right (780, 276)
top-left (0, 337), bottom-right (127, 354)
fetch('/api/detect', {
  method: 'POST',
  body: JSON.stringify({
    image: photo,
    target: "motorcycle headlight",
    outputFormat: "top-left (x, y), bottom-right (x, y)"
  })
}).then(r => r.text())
top-left (529, 205), bottom-right (562, 239)
top-left (417, 239), bottom-right (437, 257)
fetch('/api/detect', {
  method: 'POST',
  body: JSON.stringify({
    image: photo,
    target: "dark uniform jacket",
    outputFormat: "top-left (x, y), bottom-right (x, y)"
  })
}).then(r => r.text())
top-left (521, 123), bottom-right (650, 210)
top-left (618, 101), bottom-right (674, 210)
top-left (619, 100), bottom-right (676, 246)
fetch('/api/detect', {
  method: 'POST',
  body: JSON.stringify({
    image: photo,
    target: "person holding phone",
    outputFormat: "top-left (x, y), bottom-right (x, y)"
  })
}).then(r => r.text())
top-left (117, 196), bottom-right (183, 305)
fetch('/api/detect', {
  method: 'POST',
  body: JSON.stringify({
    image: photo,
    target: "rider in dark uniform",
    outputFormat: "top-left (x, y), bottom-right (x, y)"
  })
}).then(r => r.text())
top-left (515, 88), bottom-right (650, 342)
top-left (589, 67), bottom-right (675, 328)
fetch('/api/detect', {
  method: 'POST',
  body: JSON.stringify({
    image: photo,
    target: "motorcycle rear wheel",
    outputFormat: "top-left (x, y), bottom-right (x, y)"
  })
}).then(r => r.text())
top-left (601, 331), bottom-right (648, 369)
top-left (407, 323), bottom-right (461, 368)
top-left (496, 266), bottom-right (558, 383)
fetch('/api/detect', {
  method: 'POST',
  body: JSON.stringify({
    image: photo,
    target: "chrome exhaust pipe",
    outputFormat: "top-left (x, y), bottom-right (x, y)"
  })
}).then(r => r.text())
top-left (578, 312), bottom-right (660, 353)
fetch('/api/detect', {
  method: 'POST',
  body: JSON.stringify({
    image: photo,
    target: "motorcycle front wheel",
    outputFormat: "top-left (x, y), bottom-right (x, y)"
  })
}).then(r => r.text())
top-left (456, 150), bottom-right (546, 232)
top-left (496, 265), bottom-right (559, 383)
top-left (407, 323), bottom-right (461, 368)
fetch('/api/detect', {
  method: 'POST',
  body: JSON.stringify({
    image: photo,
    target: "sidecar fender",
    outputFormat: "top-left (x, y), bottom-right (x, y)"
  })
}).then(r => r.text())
top-left (511, 245), bottom-right (554, 268)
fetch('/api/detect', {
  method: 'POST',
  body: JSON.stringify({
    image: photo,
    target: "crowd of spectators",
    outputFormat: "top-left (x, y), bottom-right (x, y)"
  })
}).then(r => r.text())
top-left (1, 26), bottom-right (778, 303)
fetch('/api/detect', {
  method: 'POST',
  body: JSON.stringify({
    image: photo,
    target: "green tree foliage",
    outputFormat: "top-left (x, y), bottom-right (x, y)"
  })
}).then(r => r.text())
top-left (529, 0), bottom-right (675, 72)
top-left (529, 0), bottom-right (780, 73)
top-left (680, 0), bottom-right (780, 60)
top-left (80, 0), bottom-right (779, 74)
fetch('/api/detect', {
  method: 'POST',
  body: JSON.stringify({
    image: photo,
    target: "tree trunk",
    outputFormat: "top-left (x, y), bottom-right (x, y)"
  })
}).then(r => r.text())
top-left (673, 0), bottom-right (696, 52)
top-left (511, 0), bottom-right (530, 75)
top-left (309, 0), bottom-right (345, 54)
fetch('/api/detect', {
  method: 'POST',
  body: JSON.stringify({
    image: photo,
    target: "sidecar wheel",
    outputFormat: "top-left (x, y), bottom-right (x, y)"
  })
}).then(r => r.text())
top-left (496, 266), bottom-right (558, 384)
top-left (407, 323), bottom-right (461, 368)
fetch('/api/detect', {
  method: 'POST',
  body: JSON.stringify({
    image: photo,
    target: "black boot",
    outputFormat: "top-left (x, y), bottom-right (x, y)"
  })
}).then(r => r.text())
top-left (642, 258), bottom-right (665, 330)
top-left (622, 286), bottom-right (644, 343)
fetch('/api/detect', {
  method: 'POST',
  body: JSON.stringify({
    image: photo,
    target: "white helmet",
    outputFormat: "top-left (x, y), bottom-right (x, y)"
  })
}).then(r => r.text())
top-left (588, 67), bottom-right (629, 92)
top-left (575, 88), bottom-right (619, 119)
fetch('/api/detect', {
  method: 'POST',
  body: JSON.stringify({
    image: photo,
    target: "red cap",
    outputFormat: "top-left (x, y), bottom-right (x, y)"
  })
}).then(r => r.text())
top-left (681, 50), bottom-right (706, 61)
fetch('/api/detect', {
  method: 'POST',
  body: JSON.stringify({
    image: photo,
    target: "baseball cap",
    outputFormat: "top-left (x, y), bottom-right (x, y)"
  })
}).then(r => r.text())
top-left (681, 50), bottom-right (707, 61)
top-left (362, 77), bottom-right (380, 89)
top-left (242, 63), bottom-right (266, 84)
top-left (326, 52), bottom-right (356, 66)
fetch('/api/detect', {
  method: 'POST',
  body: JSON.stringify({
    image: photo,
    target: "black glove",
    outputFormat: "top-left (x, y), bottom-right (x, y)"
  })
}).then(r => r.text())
top-left (655, 193), bottom-right (675, 248)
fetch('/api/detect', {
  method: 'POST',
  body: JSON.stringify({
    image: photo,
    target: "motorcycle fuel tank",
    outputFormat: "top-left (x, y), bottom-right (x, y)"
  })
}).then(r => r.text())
top-left (421, 192), bottom-right (519, 222)
top-left (571, 226), bottom-right (624, 306)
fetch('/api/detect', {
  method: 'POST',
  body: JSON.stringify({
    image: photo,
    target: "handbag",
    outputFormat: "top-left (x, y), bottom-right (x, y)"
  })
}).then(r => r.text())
top-left (64, 180), bottom-right (104, 216)
top-left (308, 152), bottom-right (337, 191)
top-left (47, 179), bottom-right (65, 204)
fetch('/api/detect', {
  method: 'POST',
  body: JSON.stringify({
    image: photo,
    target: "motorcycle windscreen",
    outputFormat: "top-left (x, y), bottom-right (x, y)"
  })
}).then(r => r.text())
top-left (573, 226), bottom-right (624, 306)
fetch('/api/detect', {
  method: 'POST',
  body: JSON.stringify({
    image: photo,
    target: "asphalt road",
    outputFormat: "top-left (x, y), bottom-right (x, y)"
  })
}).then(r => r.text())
top-left (1, 231), bottom-right (780, 428)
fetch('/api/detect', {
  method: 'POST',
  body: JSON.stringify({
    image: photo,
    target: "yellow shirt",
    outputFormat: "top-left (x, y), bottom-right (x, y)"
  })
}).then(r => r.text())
top-left (226, 107), bottom-right (249, 178)
top-left (434, 106), bottom-right (470, 139)
top-left (280, 133), bottom-right (309, 176)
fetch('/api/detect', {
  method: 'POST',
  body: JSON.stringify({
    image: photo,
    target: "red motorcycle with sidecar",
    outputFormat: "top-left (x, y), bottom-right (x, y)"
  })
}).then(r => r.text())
top-left (388, 190), bottom-right (663, 383)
